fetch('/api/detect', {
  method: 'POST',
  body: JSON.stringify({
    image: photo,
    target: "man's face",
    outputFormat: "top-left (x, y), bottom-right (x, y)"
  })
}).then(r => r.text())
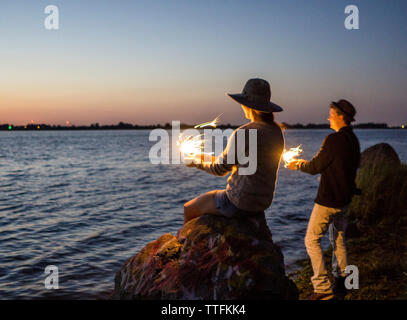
top-left (328, 107), bottom-right (343, 130)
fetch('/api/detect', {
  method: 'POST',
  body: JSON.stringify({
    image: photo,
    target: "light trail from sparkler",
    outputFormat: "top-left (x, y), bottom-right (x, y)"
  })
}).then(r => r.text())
top-left (193, 113), bottom-right (223, 129)
top-left (282, 145), bottom-right (303, 168)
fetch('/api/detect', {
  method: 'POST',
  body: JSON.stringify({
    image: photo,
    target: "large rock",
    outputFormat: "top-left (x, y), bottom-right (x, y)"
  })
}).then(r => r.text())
top-left (348, 143), bottom-right (405, 231)
top-left (360, 143), bottom-right (401, 168)
top-left (112, 214), bottom-right (298, 300)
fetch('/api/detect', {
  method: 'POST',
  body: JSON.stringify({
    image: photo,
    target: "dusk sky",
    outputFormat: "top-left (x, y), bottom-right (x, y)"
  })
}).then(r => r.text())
top-left (1, 0), bottom-right (406, 126)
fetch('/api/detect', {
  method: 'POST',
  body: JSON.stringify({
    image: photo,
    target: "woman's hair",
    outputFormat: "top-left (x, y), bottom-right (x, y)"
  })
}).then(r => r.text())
top-left (256, 110), bottom-right (274, 123)
top-left (254, 110), bottom-right (284, 129)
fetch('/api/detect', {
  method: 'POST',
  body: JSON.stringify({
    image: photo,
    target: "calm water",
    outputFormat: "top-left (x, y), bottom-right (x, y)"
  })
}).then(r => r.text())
top-left (0, 129), bottom-right (405, 299)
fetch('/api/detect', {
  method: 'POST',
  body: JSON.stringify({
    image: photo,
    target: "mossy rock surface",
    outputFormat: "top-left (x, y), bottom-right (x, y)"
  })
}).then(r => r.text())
top-left (113, 214), bottom-right (298, 300)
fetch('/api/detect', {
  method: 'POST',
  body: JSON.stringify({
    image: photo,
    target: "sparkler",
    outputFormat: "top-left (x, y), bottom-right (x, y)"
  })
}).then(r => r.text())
top-left (177, 133), bottom-right (211, 160)
top-left (178, 114), bottom-right (223, 161)
top-left (194, 113), bottom-right (223, 129)
top-left (282, 145), bottom-right (303, 168)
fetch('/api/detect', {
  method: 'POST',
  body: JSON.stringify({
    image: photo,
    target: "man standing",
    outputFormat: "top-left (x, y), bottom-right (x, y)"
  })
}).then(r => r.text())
top-left (287, 100), bottom-right (360, 300)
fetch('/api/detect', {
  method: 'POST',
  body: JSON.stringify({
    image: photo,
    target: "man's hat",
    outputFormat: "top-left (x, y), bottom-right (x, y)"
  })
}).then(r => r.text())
top-left (227, 78), bottom-right (283, 113)
top-left (331, 99), bottom-right (356, 122)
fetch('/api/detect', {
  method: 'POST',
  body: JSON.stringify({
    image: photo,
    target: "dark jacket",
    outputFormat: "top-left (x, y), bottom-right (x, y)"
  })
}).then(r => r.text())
top-left (299, 126), bottom-right (360, 208)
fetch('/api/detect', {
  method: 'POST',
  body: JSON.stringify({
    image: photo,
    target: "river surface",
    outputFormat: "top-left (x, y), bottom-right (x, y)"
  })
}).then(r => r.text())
top-left (0, 128), bottom-right (405, 299)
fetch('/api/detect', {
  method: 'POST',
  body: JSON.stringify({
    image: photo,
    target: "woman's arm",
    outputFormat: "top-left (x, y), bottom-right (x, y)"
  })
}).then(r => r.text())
top-left (195, 155), bottom-right (234, 176)
top-left (188, 130), bottom-right (238, 176)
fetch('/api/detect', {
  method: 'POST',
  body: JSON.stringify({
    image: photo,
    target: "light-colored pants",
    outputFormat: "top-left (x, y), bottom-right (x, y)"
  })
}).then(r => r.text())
top-left (305, 203), bottom-right (348, 294)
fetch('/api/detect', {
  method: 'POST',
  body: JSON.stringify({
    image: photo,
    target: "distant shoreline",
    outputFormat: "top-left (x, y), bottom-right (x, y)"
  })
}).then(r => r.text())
top-left (0, 122), bottom-right (404, 131)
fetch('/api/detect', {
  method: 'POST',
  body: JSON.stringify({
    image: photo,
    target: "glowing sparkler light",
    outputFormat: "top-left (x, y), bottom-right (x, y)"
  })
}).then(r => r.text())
top-left (178, 134), bottom-right (202, 158)
top-left (194, 113), bottom-right (223, 129)
top-left (282, 145), bottom-right (303, 168)
top-left (178, 114), bottom-right (223, 162)
top-left (177, 133), bottom-right (214, 160)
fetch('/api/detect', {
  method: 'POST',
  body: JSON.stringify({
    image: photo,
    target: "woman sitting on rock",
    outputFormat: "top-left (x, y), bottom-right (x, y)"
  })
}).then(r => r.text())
top-left (184, 78), bottom-right (285, 224)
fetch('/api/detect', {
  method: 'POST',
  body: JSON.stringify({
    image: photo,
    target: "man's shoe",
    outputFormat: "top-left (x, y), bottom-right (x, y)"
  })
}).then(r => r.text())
top-left (306, 292), bottom-right (335, 300)
top-left (333, 277), bottom-right (347, 300)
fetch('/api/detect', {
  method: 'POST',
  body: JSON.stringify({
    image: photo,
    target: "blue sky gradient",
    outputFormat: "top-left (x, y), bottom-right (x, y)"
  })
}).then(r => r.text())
top-left (1, 0), bottom-right (406, 125)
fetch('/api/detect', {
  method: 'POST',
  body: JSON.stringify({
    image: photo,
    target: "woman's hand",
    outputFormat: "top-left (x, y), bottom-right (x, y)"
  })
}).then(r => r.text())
top-left (185, 154), bottom-right (216, 168)
top-left (185, 155), bottom-right (200, 168)
top-left (185, 160), bottom-right (197, 168)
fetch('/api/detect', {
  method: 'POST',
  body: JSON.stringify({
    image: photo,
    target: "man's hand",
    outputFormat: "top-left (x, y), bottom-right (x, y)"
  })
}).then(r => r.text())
top-left (286, 159), bottom-right (306, 170)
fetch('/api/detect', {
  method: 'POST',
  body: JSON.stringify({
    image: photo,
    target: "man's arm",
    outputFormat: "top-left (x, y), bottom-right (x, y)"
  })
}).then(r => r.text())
top-left (298, 134), bottom-right (335, 175)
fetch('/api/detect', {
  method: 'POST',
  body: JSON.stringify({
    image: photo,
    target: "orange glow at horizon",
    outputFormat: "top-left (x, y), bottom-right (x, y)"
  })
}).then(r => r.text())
top-left (1, 82), bottom-right (231, 126)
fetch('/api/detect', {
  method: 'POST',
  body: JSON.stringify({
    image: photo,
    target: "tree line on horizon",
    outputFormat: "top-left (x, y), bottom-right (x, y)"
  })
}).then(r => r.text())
top-left (0, 121), bottom-right (400, 131)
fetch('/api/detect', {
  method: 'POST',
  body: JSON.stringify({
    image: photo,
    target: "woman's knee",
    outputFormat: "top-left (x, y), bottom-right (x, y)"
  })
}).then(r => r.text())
top-left (184, 202), bottom-right (194, 216)
top-left (183, 190), bottom-right (219, 220)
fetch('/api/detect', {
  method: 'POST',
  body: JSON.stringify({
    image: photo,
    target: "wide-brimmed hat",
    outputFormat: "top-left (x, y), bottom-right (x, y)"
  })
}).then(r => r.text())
top-left (331, 99), bottom-right (356, 122)
top-left (227, 78), bottom-right (283, 113)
